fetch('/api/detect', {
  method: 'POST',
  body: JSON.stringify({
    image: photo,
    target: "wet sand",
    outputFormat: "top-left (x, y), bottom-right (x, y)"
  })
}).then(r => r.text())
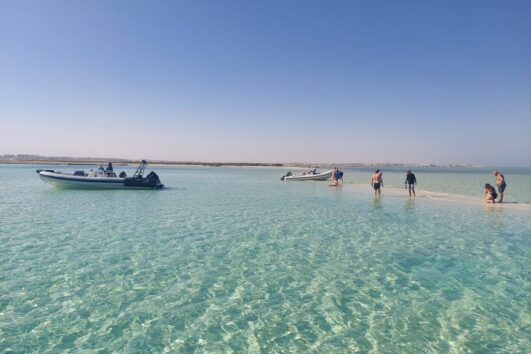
top-left (340, 183), bottom-right (531, 213)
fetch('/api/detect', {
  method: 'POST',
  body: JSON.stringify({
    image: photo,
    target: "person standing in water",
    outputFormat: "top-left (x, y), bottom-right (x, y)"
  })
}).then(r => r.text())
top-left (371, 170), bottom-right (383, 196)
top-left (493, 171), bottom-right (507, 203)
top-left (333, 168), bottom-right (343, 185)
top-left (404, 170), bottom-right (417, 197)
top-left (330, 167), bottom-right (339, 186)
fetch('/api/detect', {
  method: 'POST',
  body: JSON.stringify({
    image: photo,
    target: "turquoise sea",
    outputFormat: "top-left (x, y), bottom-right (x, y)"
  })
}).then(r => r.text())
top-left (1, 165), bottom-right (530, 353)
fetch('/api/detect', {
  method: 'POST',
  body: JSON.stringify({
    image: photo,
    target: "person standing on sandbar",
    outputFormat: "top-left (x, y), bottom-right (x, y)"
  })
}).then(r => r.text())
top-left (405, 170), bottom-right (417, 197)
top-left (371, 170), bottom-right (383, 196)
top-left (493, 171), bottom-right (507, 203)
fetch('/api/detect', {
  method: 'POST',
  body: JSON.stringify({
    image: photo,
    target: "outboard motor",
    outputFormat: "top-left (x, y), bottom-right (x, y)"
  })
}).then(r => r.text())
top-left (280, 171), bottom-right (293, 180)
top-left (146, 171), bottom-right (161, 185)
top-left (123, 160), bottom-right (164, 188)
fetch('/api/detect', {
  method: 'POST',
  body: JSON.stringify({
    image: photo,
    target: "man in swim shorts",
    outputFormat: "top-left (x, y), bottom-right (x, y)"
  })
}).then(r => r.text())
top-left (493, 171), bottom-right (507, 203)
top-left (371, 170), bottom-right (383, 195)
top-left (404, 170), bottom-right (417, 197)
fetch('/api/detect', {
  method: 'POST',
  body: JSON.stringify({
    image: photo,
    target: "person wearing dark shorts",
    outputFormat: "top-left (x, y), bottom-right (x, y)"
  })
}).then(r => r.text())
top-left (404, 170), bottom-right (417, 197)
top-left (371, 170), bottom-right (383, 196)
top-left (493, 171), bottom-right (507, 203)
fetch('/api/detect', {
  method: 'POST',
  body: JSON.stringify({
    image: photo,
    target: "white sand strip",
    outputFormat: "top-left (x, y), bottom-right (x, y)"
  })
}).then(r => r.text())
top-left (339, 183), bottom-right (531, 213)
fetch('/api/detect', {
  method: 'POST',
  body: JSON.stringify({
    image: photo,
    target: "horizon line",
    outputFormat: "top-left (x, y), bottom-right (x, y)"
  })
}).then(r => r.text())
top-left (2, 153), bottom-right (527, 168)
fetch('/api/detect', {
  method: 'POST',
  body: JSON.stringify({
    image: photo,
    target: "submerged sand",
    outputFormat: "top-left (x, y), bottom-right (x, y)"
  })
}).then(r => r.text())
top-left (340, 183), bottom-right (531, 213)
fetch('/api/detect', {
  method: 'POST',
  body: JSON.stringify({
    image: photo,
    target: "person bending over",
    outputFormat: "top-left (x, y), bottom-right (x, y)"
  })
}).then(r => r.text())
top-left (484, 183), bottom-right (497, 204)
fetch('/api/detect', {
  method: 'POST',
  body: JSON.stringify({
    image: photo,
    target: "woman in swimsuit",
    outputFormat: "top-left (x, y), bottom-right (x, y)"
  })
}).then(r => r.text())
top-left (484, 183), bottom-right (497, 203)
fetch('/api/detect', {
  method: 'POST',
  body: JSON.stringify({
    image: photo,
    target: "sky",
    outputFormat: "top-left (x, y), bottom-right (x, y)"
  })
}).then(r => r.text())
top-left (0, 0), bottom-right (530, 165)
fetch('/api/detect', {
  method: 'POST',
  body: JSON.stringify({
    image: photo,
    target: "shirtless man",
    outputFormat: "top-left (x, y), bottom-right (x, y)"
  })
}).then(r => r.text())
top-left (493, 171), bottom-right (507, 203)
top-left (371, 170), bottom-right (383, 196)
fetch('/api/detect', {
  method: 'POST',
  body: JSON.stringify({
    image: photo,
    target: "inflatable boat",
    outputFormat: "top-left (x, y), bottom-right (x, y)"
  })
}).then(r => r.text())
top-left (281, 170), bottom-right (334, 181)
top-left (36, 160), bottom-right (164, 189)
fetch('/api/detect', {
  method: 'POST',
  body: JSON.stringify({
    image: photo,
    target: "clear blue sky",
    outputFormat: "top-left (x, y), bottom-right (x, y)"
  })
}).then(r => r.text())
top-left (1, 0), bottom-right (530, 165)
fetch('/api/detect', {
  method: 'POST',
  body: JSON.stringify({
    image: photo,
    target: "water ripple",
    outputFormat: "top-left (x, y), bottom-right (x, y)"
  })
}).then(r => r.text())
top-left (0, 166), bottom-right (529, 352)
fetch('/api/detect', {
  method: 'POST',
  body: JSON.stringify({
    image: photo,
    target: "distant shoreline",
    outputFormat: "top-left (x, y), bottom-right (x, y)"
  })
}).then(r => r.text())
top-left (0, 154), bottom-right (489, 168)
top-left (0, 160), bottom-right (285, 168)
top-left (0, 159), bottom-right (488, 169)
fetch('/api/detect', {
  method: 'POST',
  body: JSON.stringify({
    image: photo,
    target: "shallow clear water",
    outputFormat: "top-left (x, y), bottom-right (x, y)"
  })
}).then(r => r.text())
top-left (339, 166), bottom-right (531, 204)
top-left (0, 165), bottom-right (530, 353)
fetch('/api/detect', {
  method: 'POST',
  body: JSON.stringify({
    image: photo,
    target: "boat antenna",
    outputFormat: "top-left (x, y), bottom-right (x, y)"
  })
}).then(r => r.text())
top-left (133, 160), bottom-right (148, 178)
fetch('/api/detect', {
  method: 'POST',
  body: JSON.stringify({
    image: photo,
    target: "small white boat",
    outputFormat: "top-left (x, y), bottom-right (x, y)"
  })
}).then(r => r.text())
top-left (36, 160), bottom-right (164, 189)
top-left (281, 170), bottom-right (334, 181)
